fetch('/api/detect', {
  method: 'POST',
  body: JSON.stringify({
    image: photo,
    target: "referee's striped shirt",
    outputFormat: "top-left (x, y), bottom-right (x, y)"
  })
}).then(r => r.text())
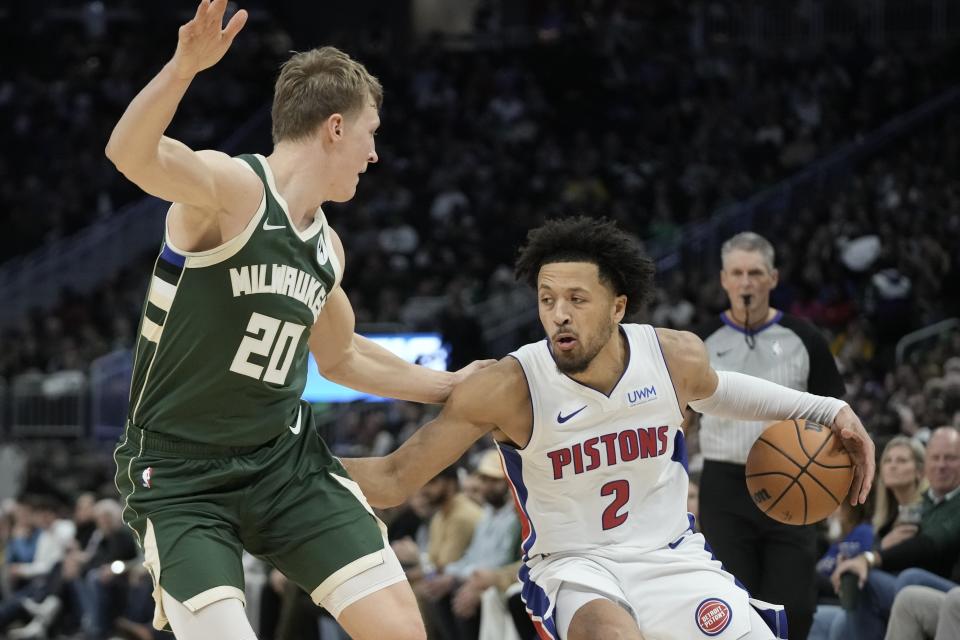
top-left (694, 311), bottom-right (846, 465)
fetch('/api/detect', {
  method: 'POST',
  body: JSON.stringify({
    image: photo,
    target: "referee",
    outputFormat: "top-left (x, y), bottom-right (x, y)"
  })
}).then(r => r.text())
top-left (693, 232), bottom-right (845, 640)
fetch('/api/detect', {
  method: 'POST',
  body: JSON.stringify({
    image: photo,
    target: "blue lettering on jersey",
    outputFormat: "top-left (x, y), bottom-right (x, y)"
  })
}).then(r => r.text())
top-left (626, 385), bottom-right (657, 406)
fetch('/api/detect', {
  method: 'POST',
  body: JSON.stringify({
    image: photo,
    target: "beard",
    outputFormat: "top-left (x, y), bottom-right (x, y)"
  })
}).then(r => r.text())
top-left (551, 316), bottom-right (616, 375)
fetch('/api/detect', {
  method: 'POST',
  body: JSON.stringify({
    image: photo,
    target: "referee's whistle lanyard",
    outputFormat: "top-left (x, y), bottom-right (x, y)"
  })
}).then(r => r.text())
top-left (741, 294), bottom-right (757, 349)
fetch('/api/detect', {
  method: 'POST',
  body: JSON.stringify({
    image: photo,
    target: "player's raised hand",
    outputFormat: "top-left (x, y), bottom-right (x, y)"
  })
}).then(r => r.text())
top-left (172, 0), bottom-right (248, 79)
top-left (830, 405), bottom-right (876, 506)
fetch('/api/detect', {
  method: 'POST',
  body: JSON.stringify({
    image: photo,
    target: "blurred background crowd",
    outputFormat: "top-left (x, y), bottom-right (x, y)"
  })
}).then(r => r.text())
top-left (1, 0), bottom-right (959, 638)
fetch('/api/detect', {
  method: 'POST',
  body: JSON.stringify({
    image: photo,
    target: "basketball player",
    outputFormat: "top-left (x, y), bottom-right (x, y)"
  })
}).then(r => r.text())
top-left (692, 232), bottom-right (846, 640)
top-left (344, 217), bottom-right (876, 640)
top-left (104, 2), bottom-right (490, 639)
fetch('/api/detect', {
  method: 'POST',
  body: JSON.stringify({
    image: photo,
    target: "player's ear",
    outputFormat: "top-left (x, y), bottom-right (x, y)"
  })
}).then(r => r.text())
top-left (770, 268), bottom-right (779, 289)
top-left (326, 114), bottom-right (344, 141)
top-left (613, 294), bottom-right (627, 322)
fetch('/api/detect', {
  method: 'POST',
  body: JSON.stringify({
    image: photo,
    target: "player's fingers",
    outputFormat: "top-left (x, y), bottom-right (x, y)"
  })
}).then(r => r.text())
top-left (849, 464), bottom-right (863, 506)
top-left (208, 0), bottom-right (227, 22)
top-left (860, 473), bottom-right (873, 504)
top-left (223, 9), bottom-right (248, 41)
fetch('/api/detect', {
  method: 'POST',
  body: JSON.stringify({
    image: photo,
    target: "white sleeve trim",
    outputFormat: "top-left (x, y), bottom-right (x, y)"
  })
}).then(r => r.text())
top-left (689, 370), bottom-right (847, 426)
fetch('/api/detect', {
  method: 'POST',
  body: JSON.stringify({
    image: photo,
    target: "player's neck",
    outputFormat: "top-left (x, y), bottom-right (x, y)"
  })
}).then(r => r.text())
top-left (266, 146), bottom-right (329, 229)
top-left (725, 306), bottom-right (776, 329)
top-left (567, 329), bottom-right (628, 396)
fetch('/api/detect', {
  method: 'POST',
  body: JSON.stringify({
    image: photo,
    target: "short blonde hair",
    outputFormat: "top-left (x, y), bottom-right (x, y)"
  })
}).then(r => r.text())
top-left (271, 46), bottom-right (383, 144)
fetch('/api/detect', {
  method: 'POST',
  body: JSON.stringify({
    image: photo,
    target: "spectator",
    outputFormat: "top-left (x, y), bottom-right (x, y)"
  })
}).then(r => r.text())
top-left (832, 426), bottom-right (960, 639)
top-left (885, 584), bottom-right (960, 640)
top-left (65, 498), bottom-right (138, 640)
top-left (0, 495), bottom-right (69, 634)
top-left (873, 436), bottom-right (928, 548)
top-left (809, 501), bottom-right (874, 640)
top-left (419, 450), bottom-right (520, 640)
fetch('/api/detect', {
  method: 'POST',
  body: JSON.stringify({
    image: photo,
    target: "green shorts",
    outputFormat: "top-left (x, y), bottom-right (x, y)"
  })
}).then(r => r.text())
top-left (114, 401), bottom-right (388, 629)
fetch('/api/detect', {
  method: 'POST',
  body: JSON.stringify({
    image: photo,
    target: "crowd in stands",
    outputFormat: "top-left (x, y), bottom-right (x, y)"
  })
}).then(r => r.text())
top-left (2, 1), bottom-right (960, 639)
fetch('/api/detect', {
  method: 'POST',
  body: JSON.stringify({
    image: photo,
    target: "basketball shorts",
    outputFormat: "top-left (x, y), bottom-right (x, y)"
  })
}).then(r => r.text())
top-left (114, 401), bottom-right (403, 630)
top-left (520, 521), bottom-right (788, 639)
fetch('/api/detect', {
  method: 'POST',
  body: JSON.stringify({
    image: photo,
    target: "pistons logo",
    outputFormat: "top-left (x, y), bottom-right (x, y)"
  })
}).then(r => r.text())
top-left (696, 598), bottom-right (732, 636)
top-left (141, 467), bottom-right (153, 489)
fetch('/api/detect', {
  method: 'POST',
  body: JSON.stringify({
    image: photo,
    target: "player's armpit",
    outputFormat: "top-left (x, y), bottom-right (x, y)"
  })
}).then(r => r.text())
top-left (655, 328), bottom-right (718, 408)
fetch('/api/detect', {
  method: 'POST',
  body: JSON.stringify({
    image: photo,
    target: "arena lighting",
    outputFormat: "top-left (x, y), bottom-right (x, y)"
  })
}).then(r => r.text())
top-left (302, 333), bottom-right (449, 403)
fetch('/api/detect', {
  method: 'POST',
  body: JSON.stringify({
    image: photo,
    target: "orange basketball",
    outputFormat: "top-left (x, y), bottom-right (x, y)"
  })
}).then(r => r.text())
top-left (745, 419), bottom-right (853, 525)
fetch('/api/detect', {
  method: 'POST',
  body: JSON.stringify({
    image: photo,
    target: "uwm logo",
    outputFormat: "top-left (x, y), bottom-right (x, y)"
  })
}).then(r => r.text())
top-left (626, 385), bottom-right (657, 406)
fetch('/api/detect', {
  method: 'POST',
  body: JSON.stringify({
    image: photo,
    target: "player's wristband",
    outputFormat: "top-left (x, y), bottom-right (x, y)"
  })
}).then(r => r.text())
top-left (689, 370), bottom-right (848, 426)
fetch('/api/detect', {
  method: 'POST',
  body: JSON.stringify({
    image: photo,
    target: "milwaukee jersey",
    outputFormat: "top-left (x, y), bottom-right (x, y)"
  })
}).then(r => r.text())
top-left (127, 154), bottom-right (342, 447)
top-left (498, 323), bottom-right (690, 561)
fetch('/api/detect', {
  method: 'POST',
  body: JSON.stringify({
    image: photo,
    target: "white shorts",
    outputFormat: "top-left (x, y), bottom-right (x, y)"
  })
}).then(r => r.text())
top-left (520, 527), bottom-right (787, 639)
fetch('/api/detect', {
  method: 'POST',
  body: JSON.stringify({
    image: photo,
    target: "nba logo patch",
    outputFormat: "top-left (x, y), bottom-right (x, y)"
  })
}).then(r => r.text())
top-left (141, 467), bottom-right (153, 489)
top-left (696, 598), bottom-right (732, 636)
top-left (316, 229), bottom-right (329, 265)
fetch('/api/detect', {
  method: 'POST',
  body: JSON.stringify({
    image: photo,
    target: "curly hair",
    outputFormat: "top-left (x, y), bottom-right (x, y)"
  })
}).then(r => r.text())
top-left (514, 216), bottom-right (656, 316)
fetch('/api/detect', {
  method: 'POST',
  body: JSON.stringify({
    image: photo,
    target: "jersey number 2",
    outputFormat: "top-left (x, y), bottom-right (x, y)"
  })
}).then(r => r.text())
top-left (601, 480), bottom-right (630, 530)
top-left (230, 312), bottom-right (305, 384)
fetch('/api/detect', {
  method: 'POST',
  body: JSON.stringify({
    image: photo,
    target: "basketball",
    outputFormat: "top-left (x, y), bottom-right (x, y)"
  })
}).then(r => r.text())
top-left (745, 419), bottom-right (853, 525)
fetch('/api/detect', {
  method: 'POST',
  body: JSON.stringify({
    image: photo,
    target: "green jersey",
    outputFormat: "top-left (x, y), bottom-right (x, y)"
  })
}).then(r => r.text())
top-left (127, 154), bottom-right (341, 446)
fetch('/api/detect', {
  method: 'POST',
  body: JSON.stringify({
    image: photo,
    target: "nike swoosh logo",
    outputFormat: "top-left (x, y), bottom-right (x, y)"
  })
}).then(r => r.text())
top-left (557, 406), bottom-right (587, 424)
top-left (263, 219), bottom-right (285, 231)
top-left (289, 404), bottom-right (303, 435)
top-left (716, 349), bottom-right (733, 357)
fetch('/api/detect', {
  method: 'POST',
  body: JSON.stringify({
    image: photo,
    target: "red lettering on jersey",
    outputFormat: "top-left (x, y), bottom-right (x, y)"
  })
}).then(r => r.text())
top-left (657, 425), bottom-right (669, 454)
top-left (618, 430), bottom-right (639, 461)
top-left (572, 443), bottom-right (585, 475)
top-left (547, 426), bottom-right (673, 480)
top-left (638, 427), bottom-right (658, 458)
top-left (599, 433), bottom-right (619, 466)
top-left (547, 449), bottom-right (571, 480)
top-left (583, 437), bottom-right (601, 471)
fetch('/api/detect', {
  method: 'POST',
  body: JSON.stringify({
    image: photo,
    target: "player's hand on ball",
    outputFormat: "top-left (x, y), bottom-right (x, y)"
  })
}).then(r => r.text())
top-left (173, 0), bottom-right (248, 78)
top-left (830, 406), bottom-right (875, 505)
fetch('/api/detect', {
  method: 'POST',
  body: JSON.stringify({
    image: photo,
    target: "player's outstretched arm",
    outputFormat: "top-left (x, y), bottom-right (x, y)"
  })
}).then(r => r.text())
top-left (105, 0), bottom-right (254, 212)
top-left (659, 328), bottom-right (875, 505)
top-left (342, 359), bottom-right (525, 508)
top-left (310, 287), bottom-right (494, 404)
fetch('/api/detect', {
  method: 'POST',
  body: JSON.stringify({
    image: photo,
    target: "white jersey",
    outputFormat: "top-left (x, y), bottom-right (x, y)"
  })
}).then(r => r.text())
top-left (498, 323), bottom-right (691, 561)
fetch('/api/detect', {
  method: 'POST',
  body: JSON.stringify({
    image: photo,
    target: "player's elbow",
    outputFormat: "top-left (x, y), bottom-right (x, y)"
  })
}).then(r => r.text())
top-left (104, 134), bottom-right (155, 178)
top-left (104, 133), bottom-right (131, 169)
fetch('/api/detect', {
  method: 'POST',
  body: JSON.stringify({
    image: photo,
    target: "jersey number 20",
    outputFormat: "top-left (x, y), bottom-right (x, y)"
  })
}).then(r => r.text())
top-left (230, 312), bottom-right (305, 384)
top-left (601, 480), bottom-right (630, 530)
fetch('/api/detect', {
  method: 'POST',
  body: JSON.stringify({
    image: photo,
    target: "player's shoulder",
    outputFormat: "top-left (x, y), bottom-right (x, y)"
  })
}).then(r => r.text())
top-left (654, 327), bottom-right (707, 363)
top-left (446, 357), bottom-right (528, 421)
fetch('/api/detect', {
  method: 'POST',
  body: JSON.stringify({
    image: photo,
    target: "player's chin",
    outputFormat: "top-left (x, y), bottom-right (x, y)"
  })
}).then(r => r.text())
top-left (330, 185), bottom-right (358, 203)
